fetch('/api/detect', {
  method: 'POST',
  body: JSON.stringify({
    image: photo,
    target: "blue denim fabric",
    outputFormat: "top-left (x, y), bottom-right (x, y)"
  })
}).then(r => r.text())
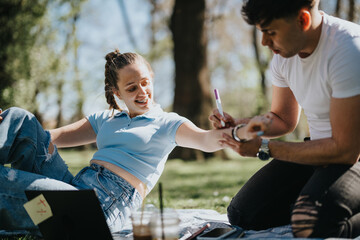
top-left (0, 107), bottom-right (143, 236)
top-left (72, 164), bottom-right (143, 233)
top-left (0, 107), bottom-right (74, 182)
top-left (0, 107), bottom-right (76, 236)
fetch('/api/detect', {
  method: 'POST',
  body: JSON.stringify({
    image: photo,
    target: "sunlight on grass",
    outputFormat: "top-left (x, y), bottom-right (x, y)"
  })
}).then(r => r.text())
top-left (146, 158), bottom-right (266, 214)
top-left (59, 149), bottom-right (267, 214)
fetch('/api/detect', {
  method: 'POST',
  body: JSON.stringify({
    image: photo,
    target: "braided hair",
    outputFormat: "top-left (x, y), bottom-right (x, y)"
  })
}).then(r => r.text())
top-left (104, 49), bottom-right (153, 112)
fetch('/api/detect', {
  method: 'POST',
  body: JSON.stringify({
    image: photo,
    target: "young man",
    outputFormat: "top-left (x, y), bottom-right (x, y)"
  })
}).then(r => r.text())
top-left (210, 0), bottom-right (360, 238)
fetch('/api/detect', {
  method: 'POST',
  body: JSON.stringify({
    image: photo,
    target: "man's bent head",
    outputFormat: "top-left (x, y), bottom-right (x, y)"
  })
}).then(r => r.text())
top-left (241, 0), bottom-right (317, 28)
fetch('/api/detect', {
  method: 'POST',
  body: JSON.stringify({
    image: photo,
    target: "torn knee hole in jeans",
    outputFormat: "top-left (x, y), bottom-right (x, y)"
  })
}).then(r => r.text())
top-left (6, 169), bottom-right (17, 181)
top-left (291, 195), bottom-right (322, 237)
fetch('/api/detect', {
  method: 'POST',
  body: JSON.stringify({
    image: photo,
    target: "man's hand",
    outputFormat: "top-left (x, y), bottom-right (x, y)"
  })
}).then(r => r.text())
top-left (218, 113), bottom-right (273, 157)
top-left (209, 109), bottom-right (236, 129)
top-left (220, 133), bottom-right (262, 157)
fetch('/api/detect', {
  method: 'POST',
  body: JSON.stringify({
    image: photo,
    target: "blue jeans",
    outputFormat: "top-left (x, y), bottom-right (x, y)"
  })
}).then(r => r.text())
top-left (0, 107), bottom-right (142, 236)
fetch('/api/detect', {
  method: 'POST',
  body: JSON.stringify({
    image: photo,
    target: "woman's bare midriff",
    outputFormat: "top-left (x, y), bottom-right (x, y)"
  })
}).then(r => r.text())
top-left (91, 159), bottom-right (147, 199)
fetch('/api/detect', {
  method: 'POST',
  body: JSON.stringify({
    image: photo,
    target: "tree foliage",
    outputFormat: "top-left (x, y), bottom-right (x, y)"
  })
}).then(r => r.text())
top-left (0, 0), bottom-right (87, 126)
top-left (0, 0), bottom-right (48, 108)
top-left (1, 0), bottom-right (359, 141)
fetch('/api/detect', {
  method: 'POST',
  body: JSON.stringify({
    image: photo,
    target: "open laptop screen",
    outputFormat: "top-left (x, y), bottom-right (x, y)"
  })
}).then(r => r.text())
top-left (25, 189), bottom-right (113, 240)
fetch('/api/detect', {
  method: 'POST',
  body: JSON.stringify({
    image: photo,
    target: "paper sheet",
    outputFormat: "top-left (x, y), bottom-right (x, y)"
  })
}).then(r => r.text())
top-left (23, 194), bottom-right (53, 225)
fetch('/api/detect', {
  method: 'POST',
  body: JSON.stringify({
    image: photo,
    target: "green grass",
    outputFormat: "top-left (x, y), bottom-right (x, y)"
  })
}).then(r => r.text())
top-left (146, 158), bottom-right (267, 214)
top-left (60, 149), bottom-right (267, 214)
top-left (58, 148), bottom-right (97, 175)
top-left (1, 237), bottom-right (39, 240)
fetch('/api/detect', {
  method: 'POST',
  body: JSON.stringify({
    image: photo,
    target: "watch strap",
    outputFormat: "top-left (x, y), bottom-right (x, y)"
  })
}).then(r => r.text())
top-left (257, 138), bottom-right (271, 160)
top-left (260, 139), bottom-right (270, 152)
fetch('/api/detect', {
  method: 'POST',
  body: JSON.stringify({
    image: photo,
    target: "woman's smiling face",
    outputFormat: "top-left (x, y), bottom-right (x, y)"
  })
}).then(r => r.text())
top-left (115, 62), bottom-right (154, 117)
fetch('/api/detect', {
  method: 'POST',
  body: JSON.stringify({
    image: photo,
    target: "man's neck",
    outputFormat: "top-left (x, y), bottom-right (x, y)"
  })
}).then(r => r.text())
top-left (298, 10), bottom-right (323, 58)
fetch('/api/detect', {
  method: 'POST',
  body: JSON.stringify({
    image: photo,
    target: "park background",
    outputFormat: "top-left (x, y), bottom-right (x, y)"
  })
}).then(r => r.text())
top-left (1, 0), bottom-right (360, 211)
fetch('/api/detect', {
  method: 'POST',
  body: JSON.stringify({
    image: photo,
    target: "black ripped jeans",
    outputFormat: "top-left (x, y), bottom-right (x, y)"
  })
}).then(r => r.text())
top-left (227, 159), bottom-right (360, 238)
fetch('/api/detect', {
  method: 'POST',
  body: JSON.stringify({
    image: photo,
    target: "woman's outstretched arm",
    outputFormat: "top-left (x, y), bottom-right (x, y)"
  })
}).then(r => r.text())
top-left (50, 118), bottom-right (96, 148)
top-left (175, 121), bottom-right (231, 152)
top-left (175, 117), bottom-right (272, 153)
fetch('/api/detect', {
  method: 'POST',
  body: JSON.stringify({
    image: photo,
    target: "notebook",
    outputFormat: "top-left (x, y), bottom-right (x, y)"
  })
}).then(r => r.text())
top-left (25, 189), bottom-right (114, 240)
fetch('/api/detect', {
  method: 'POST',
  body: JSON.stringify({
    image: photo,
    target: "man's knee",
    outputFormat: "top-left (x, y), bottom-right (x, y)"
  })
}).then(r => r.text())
top-left (291, 195), bottom-right (320, 238)
top-left (227, 203), bottom-right (242, 226)
top-left (227, 201), bottom-right (255, 229)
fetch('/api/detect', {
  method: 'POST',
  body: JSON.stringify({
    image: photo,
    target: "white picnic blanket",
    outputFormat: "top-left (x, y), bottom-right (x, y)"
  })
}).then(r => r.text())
top-left (113, 208), bottom-right (294, 239)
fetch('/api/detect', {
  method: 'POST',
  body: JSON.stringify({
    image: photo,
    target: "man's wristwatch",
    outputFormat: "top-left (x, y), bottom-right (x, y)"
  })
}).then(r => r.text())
top-left (232, 124), bottom-right (247, 142)
top-left (257, 138), bottom-right (271, 161)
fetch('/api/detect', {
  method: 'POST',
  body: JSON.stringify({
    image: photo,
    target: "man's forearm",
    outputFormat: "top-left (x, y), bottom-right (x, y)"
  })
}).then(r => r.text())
top-left (238, 111), bottom-right (297, 139)
top-left (268, 138), bottom-right (359, 165)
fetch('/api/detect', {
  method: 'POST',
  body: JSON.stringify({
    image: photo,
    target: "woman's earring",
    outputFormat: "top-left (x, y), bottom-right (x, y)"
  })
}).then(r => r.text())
top-left (113, 94), bottom-right (128, 110)
top-left (113, 90), bottom-right (121, 100)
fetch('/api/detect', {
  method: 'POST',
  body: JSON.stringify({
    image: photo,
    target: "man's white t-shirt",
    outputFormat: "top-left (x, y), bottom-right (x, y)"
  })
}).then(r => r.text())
top-left (271, 12), bottom-right (360, 140)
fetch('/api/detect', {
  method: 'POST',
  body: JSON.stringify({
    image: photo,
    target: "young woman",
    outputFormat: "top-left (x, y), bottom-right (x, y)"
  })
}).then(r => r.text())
top-left (0, 50), bottom-right (268, 236)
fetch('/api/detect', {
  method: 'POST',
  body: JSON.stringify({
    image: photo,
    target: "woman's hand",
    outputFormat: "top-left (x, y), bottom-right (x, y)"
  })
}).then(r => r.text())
top-left (0, 108), bottom-right (3, 123)
top-left (175, 121), bottom-right (233, 153)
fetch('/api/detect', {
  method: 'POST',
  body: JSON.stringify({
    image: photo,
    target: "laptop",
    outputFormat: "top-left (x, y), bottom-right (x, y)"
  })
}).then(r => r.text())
top-left (25, 189), bottom-right (114, 240)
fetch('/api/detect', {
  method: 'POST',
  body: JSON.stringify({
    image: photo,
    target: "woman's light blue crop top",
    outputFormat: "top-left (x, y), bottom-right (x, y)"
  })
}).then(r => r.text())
top-left (86, 104), bottom-right (189, 192)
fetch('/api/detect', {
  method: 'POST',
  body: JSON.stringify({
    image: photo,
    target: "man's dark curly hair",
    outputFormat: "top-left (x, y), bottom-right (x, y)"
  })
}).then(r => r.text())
top-left (242, 0), bottom-right (316, 27)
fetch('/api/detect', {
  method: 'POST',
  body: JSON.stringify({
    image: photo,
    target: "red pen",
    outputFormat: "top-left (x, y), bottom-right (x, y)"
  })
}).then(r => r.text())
top-left (185, 223), bottom-right (211, 240)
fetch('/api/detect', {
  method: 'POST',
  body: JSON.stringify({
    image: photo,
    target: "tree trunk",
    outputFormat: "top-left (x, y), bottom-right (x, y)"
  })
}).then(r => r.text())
top-left (56, 79), bottom-right (64, 128)
top-left (169, 0), bottom-right (218, 160)
top-left (252, 27), bottom-right (266, 97)
top-left (73, 13), bottom-right (84, 122)
top-left (335, 0), bottom-right (342, 17)
top-left (252, 26), bottom-right (271, 115)
top-left (348, 0), bottom-right (355, 21)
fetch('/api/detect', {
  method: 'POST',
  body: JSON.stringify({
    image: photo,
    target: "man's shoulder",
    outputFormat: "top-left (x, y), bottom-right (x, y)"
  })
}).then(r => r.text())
top-left (321, 13), bottom-right (360, 60)
top-left (324, 13), bottom-right (360, 38)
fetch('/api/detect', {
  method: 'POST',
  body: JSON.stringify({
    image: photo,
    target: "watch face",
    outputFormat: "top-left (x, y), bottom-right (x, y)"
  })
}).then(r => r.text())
top-left (258, 151), bottom-right (270, 161)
